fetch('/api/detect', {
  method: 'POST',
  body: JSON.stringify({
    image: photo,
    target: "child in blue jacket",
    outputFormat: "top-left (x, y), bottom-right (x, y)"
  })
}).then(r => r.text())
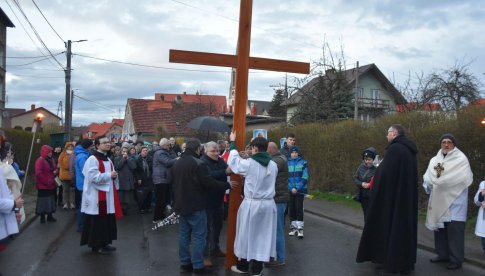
top-left (287, 145), bottom-right (309, 238)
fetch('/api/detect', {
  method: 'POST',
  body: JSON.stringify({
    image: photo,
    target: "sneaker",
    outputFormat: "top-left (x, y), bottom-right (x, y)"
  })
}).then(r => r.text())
top-left (63, 204), bottom-right (68, 210)
top-left (288, 228), bottom-right (297, 236)
top-left (230, 265), bottom-right (249, 274)
top-left (70, 203), bottom-right (76, 209)
top-left (265, 260), bottom-right (285, 267)
top-left (297, 229), bottom-right (304, 238)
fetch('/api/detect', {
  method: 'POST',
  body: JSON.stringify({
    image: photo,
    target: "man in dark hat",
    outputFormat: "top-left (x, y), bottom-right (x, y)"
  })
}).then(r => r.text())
top-left (356, 124), bottom-right (418, 275)
top-left (423, 133), bottom-right (473, 270)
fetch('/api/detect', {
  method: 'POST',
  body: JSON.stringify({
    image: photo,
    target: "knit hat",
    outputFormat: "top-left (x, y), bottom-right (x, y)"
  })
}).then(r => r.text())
top-left (81, 139), bottom-right (93, 149)
top-left (440, 133), bottom-right (456, 145)
top-left (289, 145), bottom-right (301, 155)
top-left (363, 147), bottom-right (377, 160)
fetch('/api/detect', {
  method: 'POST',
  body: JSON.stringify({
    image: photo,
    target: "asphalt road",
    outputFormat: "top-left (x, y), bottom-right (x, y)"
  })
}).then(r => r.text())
top-left (0, 209), bottom-right (483, 276)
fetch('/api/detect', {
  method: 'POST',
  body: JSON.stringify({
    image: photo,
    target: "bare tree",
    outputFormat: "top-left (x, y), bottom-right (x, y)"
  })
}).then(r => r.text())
top-left (422, 62), bottom-right (481, 111)
top-left (290, 41), bottom-right (353, 124)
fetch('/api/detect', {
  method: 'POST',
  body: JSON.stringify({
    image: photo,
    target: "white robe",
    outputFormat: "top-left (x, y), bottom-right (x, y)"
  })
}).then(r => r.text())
top-left (0, 173), bottom-right (18, 240)
top-left (1, 163), bottom-right (25, 224)
top-left (423, 147), bottom-right (473, 230)
top-left (81, 155), bottom-right (117, 215)
top-left (474, 181), bottom-right (485, 238)
top-left (228, 149), bottom-right (277, 262)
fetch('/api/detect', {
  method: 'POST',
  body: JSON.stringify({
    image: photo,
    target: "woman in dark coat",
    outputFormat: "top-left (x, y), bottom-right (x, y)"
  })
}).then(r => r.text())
top-left (35, 145), bottom-right (58, 223)
top-left (114, 146), bottom-right (137, 215)
top-left (353, 147), bottom-right (377, 222)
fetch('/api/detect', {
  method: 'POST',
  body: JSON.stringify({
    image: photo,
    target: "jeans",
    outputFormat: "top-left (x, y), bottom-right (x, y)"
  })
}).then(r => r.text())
top-left (179, 210), bottom-right (207, 269)
top-left (276, 203), bottom-right (287, 262)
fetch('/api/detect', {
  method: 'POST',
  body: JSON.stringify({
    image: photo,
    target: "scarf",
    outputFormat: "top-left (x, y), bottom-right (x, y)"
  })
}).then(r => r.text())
top-left (94, 154), bottom-right (123, 219)
top-left (424, 147), bottom-right (473, 230)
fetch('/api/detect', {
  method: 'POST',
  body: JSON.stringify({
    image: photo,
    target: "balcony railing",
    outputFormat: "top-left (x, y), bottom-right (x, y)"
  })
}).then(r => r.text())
top-left (357, 98), bottom-right (390, 109)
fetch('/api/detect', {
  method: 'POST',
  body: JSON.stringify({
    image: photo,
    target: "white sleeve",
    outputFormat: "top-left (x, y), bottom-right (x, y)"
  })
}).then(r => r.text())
top-left (474, 181), bottom-right (485, 206)
top-left (227, 149), bottom-right (250, 177)
top-left (422, 180), bottom-right (432, 195)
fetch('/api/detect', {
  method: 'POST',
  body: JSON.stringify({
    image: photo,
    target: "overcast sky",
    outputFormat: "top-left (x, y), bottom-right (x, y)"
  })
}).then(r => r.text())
top-left (2, 0), bottom-right (484, 126)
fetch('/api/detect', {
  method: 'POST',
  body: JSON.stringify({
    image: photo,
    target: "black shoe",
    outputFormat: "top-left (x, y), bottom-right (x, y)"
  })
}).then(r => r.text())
top-left (429, 256), bottom-right (450, 263)
top-left (46, 216), bottom-right (57, 222)
top-left (103, 245), bottom-right (116, 252)
top-left (446, 263), bottom-right (462, 270)
top-left (40, 216), bottom-right (46, 224)
top-left (180, 264), bottom-right (193, 273)
top-left (193, 267), bottom-right (213, 274)
top-left (92, 247), bottom-right (111, 255)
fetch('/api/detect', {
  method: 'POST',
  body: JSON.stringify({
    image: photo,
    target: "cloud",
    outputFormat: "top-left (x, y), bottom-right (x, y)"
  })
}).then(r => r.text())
top-left (2, 0), bottom-right (484, 126)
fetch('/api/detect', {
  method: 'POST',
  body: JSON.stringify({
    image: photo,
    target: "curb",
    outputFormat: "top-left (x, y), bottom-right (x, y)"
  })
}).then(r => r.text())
top-left (304, 208), bottom-right (485, 270)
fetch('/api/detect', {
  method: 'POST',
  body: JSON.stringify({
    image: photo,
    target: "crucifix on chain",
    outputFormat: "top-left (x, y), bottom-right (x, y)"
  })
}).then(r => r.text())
top-left (169, 0), bottom-right (310, 268)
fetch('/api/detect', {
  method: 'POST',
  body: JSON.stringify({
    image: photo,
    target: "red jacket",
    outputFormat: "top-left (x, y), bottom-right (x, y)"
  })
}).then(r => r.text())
top-left (35, 145), bottom-right (57, 190)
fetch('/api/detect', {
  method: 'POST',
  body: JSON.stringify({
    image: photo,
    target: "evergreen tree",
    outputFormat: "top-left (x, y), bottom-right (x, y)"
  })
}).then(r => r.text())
top-left (268, 89), bottom-right (287, 117)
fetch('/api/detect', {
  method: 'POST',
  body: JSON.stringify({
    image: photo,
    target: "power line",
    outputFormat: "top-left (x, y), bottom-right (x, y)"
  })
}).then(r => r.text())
top-left (31, 0), bottom-right (65, 43)
top-left (5, 53), bottom-right (63, 59)
top-left (12, 0), bottom-right (65, 70)
top-left (3, 0), bottom-right (60, 70)
top-left (7, 51), bottom-right (65, 66)
top-left (73, 94), bottom-right (118, 113)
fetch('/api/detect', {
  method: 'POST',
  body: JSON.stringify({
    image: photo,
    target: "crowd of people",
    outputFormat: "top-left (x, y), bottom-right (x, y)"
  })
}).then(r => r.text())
top-left (0, 125), bottom-right (484, 275)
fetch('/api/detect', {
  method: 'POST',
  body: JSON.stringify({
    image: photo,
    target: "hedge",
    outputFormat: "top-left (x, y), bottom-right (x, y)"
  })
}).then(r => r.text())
top-left (267, 106), bottom-right (485, 215)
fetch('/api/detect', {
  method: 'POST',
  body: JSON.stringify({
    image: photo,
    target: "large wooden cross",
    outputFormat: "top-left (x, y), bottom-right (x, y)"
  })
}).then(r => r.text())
top-left (169, 0), bottom-right (309, 268)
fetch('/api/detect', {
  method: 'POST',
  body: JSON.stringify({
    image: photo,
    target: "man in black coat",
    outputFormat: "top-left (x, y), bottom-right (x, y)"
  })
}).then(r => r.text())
top-left (172, 138), bottom-right (236, 275)
top-left (134, 146), bottom-right (153, 213)
top-left (356, 124), bottom-right (418, 275)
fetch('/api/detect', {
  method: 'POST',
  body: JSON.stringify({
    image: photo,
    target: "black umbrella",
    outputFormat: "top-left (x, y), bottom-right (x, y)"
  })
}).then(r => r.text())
top-left (186, 116), bottom-right (230, 133)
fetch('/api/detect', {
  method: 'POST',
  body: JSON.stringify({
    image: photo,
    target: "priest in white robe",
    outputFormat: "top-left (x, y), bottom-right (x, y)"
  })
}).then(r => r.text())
top-left (423, 133), bottom-right (473, 270)
top-left (228, 132), bottom-right (277, 276)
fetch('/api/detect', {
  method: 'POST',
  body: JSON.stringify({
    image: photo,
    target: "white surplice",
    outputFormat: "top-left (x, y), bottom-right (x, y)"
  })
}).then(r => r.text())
top-left (228, 149), bottom-right (277, 262)
top-left (81, 155), bottom-right (117, 215)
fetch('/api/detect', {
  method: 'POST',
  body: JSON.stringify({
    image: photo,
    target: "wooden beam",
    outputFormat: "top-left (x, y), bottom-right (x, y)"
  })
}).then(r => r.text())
top-left (170, 50), bottom-right (309, 74)
top-left (226, 0), bottom-right (252, 269)
top-left (169, 49), bottom-right (236, 68)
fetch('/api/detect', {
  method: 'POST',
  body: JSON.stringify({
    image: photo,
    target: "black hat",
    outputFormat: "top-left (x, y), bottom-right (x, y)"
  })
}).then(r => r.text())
top-left (363, 148), bottom-right (376, 160)
top-left (81, 139), bottom-right (93, 149)
top-left (440, 133), bottom-right (456, 145)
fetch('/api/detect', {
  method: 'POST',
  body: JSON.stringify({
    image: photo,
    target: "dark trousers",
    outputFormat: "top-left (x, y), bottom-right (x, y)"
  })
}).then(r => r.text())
top-left (434, 221), bottom-right (465, 265)
top-left (481, 237), bottom-right (485, 255)
top-left (75, 189), bottom-right (85, 231)
top-left (289, 193), bottom-right (304, 222)
top-left (360, 196), bottom-right (369, 223)
top-left (205, 205), bottom-right (224, 255)
top-left (153, 184), bottom-right (170, 221)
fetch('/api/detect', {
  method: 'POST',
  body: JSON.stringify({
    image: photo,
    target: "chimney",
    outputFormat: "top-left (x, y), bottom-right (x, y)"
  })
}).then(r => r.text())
top-left (183, 91), bottom-right (187, 95)
top-left (250, 102), bottom-right (257, 116)
top-left (31, 104), bottom-right (36, 110)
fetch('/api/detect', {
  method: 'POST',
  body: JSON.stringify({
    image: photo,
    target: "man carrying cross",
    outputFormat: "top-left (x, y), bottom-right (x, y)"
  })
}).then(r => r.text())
top-left (423, 133), bottom-right (473, 270)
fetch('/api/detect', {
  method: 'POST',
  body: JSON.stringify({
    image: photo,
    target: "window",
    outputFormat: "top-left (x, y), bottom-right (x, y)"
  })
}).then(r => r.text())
top-left (371, 89), bottom-right (380, 99)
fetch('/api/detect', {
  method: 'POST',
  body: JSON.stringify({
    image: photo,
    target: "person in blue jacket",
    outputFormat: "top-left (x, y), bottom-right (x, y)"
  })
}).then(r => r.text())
top-left (74, 139), bottom-right (94, 232)
top-left (287, 145), bottom-right (309, 239)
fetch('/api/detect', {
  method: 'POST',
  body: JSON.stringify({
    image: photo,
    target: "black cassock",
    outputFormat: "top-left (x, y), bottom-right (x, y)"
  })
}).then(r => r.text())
top-left (356, 135), bottom-right (418, 273)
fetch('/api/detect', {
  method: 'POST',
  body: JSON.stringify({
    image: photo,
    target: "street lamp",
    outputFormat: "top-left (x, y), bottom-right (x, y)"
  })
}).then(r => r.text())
top-left (21, 113), bottom-right (44, 194)
top-left (481, 117), bottom-right (485, 126)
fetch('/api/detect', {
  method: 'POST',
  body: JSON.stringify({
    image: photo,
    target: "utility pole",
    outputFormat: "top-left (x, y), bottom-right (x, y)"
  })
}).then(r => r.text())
top-left (64, 40), bottom-right (72, 141)
top-left (354, 61), bottom-right (359, 120)
top-left (64, 39), bottom-right (87, 141)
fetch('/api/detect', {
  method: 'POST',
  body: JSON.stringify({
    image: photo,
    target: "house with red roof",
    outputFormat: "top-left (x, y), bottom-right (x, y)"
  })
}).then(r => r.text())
top-left (83, 119), bottom-right (124, 142)
top-left (396, 102), bottom-right (441, 113)
top-left (122, 92), bottom-right (227, 142)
